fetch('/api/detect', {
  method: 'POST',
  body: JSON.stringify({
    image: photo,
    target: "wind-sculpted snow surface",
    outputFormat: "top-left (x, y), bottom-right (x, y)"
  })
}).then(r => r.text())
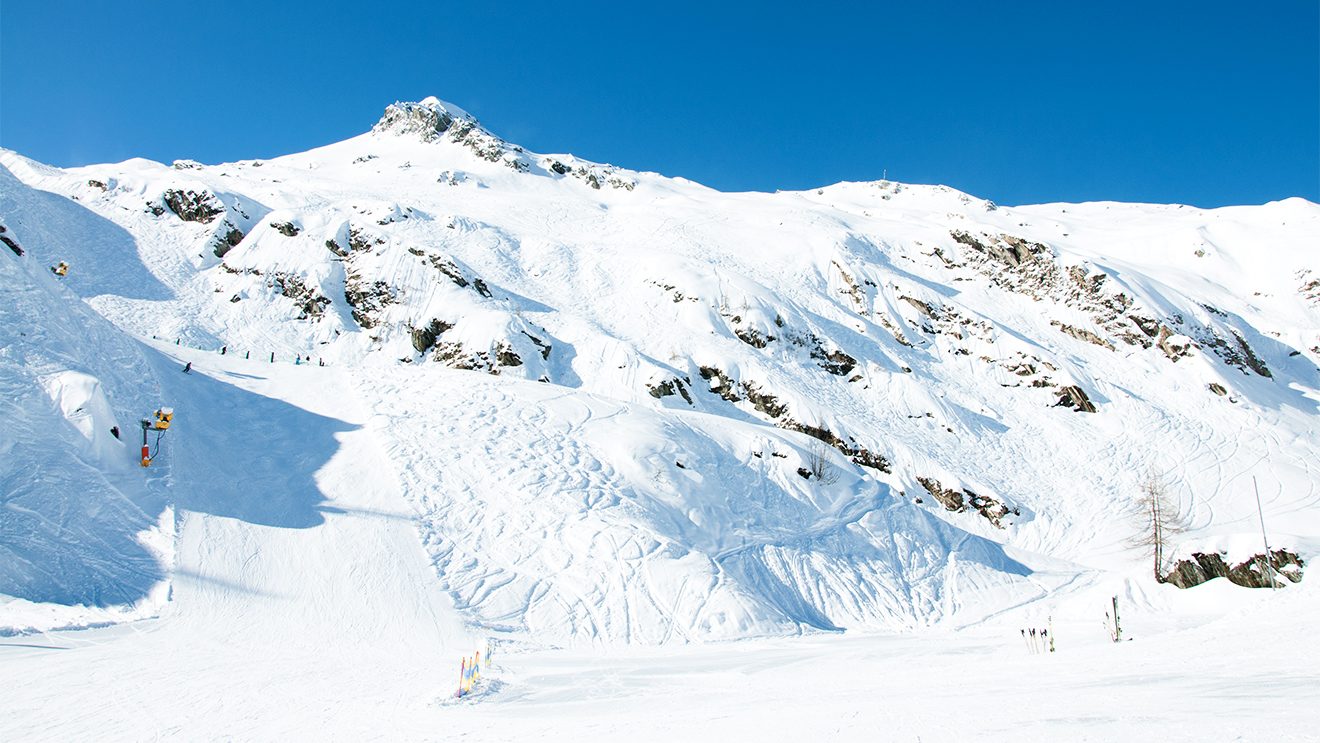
top-left (1, 97), bottom-right (1318, 645)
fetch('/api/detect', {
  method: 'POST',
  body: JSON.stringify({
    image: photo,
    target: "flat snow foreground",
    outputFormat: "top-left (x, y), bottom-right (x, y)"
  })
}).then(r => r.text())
top-left (0, 349), bottom-right (1316, 741)
top-left (2, 577), bottom-right (1318, 740)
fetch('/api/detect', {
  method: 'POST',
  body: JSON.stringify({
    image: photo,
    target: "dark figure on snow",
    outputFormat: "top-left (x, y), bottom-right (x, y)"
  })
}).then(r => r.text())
top-left (110, 426), bottom-right (120, 440)
top-left (183, 362), bottom-right (192, 374)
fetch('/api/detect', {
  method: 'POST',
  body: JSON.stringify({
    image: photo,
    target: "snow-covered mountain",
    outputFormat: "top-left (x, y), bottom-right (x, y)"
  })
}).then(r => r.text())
top-left (2, 97), bottom-right (1317, 647)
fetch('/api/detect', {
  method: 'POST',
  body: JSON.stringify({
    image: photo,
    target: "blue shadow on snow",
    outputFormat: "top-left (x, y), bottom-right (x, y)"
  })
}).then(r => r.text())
top-left (0, 164), bottom-right (173, 302)
top-left (150, 346), bottom-right (355, 528)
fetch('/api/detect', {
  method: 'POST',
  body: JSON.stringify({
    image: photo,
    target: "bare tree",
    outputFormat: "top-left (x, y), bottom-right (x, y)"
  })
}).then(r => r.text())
top-left (807, 440), bottom-right (841, 485)
top-left (1131, 467), bottom-right (1190, 582)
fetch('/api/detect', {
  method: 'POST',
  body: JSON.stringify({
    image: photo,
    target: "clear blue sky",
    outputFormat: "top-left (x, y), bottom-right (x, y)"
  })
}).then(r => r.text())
top-left (2, 1), bottom-right (1316, 206)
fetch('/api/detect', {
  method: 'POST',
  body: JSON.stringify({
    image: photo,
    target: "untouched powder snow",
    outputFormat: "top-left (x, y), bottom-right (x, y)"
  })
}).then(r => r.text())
top-left (1, 97), bottom-right (1318, 739)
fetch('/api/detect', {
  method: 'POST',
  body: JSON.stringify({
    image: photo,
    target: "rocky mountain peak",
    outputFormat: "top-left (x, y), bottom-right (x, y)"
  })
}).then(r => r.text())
top-left (371, 96), bottom-right (477, 142)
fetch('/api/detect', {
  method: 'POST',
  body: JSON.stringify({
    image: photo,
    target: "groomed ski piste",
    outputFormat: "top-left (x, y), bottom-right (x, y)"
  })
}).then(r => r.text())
top-left (2, 98), bottom-right (1318, 740)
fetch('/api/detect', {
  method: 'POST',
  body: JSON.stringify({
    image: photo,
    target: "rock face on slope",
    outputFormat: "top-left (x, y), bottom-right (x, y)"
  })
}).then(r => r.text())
top-left (0, 223), bottom-right (23, 256)
top-left (945, 229), bottom-right (1277, 378)
top-left (1054, 385), bottom-right (1097, 413)
top-left (162, 189), bottom-right (224, 223)
top-left (1164, 549), bottom-right (1306, 589)
top-left (916, 477), bottom-right (1018, 528)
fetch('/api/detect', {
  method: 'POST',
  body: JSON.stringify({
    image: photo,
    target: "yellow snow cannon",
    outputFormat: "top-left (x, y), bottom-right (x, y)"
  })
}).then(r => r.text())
top-left (153, 407), bottom-right (174, 430)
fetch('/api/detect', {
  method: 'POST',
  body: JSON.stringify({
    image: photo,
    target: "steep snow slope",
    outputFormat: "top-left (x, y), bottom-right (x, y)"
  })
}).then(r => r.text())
top-left (1, 342), bottom-right (473, 738)
top-left (1, 97), bottom-right (1317, 646)
top-left (1, 167), bottom-right (472, 713)
top-left (0, 167), bottom-right (172, 628)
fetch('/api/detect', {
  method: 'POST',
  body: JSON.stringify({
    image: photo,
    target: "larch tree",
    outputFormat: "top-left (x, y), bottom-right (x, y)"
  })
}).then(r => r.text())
top-left (1132, 467), bottom-right (1190, 582)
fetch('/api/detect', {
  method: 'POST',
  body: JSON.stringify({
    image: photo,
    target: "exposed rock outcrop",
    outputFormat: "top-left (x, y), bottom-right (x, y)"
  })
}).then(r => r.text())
top-left (1052, 321), bottom-right (1114, 350)
top-left (410, 319), bottom-right (453, 353)
top-left (0, 224), bottom-right (23, 257)
top-left (271, 273), bottom-right (330, 320)
top-left (211, 224), bottom-right (244, 258)
top-left (374, 98), bottom-right (532, 172)
top-left (348, 226), bottom-right (383, 253)
top-left (916, 477), bottom-right (1017, 528)
top-left (647, 378), bottom-right (694, 405)
top-left (697, 366), bottom-right (889, 471)
top-left (811, 346), bottom-right (857, 376)
top-left (163, 189), bottom-right (223, 224)
top-left (1164, 549), bottom-right (1305, 589)
top-left (373, 99), bottom-right (458, 142)
top-left (735, 327), bottom-right (774, 349)
top-left (1199, 329), bottom-right (1272, 378)
top-left (433, 339), bottom-right (523, 374)
top-left (699, 366), bottom-right (789, 418)
top-left (344, 278), bottom-right (393, 329)
top-left (422, 253), bottom-right (493, 297)
top-left (543, 159), bottom-right (637, 191)
top-left (1054, 385), bottom-right (1097, 413)
top-left (786, 421), bottom-right (890, 472)
top-left (520, 331), bottom-right (552, 361)
top-left (1300, 270), bottom-right (1320, 307)
top-left (946, 230), bottom-right (1273, 379)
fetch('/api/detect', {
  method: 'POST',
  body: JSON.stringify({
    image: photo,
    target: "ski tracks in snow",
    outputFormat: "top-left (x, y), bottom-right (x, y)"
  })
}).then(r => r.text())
top-left (1, 353), bottom-right (472, 739)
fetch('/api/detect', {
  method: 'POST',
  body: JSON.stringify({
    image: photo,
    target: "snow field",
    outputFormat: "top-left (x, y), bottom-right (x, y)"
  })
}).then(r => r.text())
top-left (1, 96), bottom-right (1318, 740)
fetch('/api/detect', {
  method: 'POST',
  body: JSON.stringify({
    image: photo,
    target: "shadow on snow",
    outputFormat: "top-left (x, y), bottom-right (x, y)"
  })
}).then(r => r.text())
top-left (150, 346), bottom-right (356, 529)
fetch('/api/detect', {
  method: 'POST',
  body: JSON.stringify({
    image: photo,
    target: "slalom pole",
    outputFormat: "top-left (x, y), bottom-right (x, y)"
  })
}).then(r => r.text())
top-left (459, 658), bottom-right (466, 698)
top-left (1253, 477), bottom-right (1277, 590)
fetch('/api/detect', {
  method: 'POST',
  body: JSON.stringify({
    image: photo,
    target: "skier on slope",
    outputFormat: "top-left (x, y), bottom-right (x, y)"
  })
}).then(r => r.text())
top-left (182, 362), bottom-right (192, 374)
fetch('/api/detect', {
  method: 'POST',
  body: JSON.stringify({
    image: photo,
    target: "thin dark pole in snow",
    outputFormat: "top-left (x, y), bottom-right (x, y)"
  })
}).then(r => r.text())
top-left (1253, 476), bottom-right (1277, 591)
